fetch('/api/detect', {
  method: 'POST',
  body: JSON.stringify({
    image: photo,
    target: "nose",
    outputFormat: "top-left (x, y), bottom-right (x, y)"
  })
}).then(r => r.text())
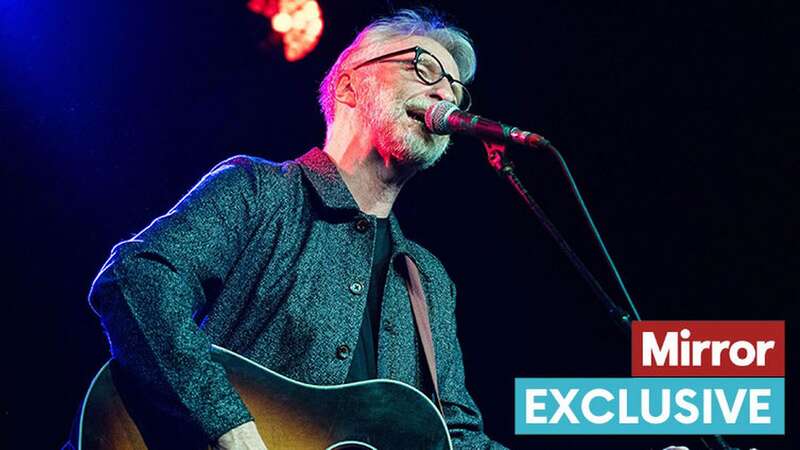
top-left (428, 79), bottom-right (458, 105)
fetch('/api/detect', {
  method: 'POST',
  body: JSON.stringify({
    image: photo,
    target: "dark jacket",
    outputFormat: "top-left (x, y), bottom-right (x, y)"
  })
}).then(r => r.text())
top-left (89, 147), bottom-right (507, 449)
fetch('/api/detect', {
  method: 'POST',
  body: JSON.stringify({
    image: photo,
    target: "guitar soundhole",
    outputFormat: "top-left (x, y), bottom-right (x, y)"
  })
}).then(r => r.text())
top-left (326, 441), bottom-right (377, 450)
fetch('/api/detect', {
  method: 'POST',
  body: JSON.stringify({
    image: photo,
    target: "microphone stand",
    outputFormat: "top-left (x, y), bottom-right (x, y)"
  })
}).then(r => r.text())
top-left (480, 139), bottom-right (740, 450)
top-left (481, 140), bottom-right (632, 333)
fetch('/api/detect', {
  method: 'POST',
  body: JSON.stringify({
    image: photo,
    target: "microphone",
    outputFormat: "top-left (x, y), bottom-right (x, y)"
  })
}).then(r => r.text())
top-left (424, 101), bottom-right (550, 148)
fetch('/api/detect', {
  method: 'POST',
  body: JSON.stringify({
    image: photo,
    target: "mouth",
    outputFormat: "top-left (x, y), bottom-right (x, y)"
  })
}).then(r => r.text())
top-left (405, 108), bottom-right (428, 128)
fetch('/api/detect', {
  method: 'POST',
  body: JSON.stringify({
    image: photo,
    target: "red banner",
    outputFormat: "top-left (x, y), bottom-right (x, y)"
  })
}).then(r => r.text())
top-left (631, 321), bottom-right (784, 377)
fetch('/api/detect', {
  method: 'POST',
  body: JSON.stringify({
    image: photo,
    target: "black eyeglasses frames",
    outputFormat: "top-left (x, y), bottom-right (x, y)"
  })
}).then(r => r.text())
top-left (350, 46), bottom-right (472, 111)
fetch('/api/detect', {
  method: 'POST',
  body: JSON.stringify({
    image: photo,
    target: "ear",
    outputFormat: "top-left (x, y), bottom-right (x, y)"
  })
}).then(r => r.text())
top-left (333, 71), bottom-right (357, 108)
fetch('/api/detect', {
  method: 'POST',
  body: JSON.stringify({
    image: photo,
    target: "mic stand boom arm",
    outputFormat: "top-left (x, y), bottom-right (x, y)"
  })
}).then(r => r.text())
top-left (481, 139), bottom-right (633, 334)
top-left (480, 139), bottom-right (739, 450)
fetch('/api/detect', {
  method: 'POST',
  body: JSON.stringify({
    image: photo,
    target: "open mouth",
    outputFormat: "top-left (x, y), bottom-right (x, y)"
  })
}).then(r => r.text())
top-left (406, 109), bottom-right (427, 127)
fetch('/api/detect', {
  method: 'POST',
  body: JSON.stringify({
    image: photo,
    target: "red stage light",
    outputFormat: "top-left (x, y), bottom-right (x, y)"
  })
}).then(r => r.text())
top-left (271, 12), bottom-right (292, 33)
top-left (246, 0), bottom-right (278, 17)
top-left (248, 0), bottom-right (323, 62)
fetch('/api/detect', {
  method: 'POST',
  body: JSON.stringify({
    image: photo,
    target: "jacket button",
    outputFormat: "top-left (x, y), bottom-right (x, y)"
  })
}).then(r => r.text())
top-left (336, 344), bottom-right (351, 360)
top-left (382, 319), bottom-right (396, 334)
top-left (354, 218), bottom-right (370, 233)
top-left (349, 281), bottom-right (364, 295)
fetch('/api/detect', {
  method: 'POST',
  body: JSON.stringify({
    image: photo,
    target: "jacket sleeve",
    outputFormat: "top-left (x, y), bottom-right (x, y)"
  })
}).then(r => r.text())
top-left (88, 156), bottom-right (267, 443)
top-left (436, 281), bottom-right (509, 449)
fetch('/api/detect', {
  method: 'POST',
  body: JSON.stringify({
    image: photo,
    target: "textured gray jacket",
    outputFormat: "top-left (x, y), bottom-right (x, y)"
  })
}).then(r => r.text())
top-left (89, 148), bottom-right (507, 449)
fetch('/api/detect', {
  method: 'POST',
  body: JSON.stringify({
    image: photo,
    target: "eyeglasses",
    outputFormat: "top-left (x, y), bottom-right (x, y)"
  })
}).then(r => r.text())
top-left (350, 46), bottom-right (472, 111)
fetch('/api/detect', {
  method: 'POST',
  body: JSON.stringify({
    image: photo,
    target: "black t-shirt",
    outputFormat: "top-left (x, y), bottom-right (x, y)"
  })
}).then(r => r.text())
top-left (345, 217), bottom-right (391, 382)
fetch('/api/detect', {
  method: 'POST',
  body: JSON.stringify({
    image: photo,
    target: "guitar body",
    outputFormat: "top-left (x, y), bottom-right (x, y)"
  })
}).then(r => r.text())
top-left (76, 346), bottom-right (452, 449)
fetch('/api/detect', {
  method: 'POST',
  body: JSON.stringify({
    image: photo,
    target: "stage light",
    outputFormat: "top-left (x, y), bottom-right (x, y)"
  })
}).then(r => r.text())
top-left (271, 12), bottom-right (292, 33)
top-left (246, 0), bottom-right (278, 17)
top-left (248, 0), bottom-right (324, 62)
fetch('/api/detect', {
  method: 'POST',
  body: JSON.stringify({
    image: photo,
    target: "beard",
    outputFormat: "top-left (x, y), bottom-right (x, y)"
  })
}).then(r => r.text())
top-left (357, 81), bottom-right (451, 170)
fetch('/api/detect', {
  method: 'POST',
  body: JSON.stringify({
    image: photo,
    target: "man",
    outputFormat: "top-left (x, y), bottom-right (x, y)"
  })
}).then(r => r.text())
top-left (87, 9), bottom-right (507, 449)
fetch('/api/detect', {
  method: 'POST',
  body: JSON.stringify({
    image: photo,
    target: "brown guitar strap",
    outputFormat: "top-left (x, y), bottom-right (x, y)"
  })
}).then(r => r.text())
top-left (402, 255), bottom-right (445, 416)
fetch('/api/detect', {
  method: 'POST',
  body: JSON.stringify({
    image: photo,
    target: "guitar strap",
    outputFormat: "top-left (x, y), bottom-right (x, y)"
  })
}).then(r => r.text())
top-left (402, 255), bottom-right (445, 416)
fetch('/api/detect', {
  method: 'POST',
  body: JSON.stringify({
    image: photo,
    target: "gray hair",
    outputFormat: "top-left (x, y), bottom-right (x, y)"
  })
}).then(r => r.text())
top-left (318, 8), bottom-right (476, 125)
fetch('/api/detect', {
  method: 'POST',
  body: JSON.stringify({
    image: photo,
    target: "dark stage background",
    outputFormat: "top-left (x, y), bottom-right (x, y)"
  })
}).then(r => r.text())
top-left (1, 1), bottom-right (796, 448)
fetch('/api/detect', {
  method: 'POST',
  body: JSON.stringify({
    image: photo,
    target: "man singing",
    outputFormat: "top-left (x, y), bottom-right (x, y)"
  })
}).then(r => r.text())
top-left (87, 9), bottom-right (507, 449)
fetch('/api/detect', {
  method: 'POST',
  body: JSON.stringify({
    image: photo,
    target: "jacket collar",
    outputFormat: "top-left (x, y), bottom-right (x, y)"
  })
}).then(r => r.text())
top-left (296, 147), bottom-right (359, 210)
top-left (295, 147), bottom-right (419, 264)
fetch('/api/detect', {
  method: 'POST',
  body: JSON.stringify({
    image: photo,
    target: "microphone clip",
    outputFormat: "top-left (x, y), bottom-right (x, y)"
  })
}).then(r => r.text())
top-left (482, 140), bottom-right (514, 175)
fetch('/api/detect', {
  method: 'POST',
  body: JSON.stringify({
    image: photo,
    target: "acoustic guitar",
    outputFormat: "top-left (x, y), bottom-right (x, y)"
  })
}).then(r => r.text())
top-left (74, 345), bottom-right (452, 449)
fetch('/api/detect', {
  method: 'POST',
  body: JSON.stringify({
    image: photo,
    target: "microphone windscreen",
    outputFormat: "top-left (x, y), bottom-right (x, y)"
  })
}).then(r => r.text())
top-left (424, 101), bottom-right (459, 135)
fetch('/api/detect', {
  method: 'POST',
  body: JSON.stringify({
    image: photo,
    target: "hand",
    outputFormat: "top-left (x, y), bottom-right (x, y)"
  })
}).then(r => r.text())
top-left (213, 421), bottom-right (268, 450)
